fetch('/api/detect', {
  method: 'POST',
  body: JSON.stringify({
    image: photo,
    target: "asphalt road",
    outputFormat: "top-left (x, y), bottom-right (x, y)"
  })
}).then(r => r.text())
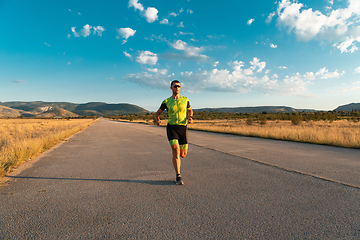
top-left (0, 118), bottom-right (359, 239)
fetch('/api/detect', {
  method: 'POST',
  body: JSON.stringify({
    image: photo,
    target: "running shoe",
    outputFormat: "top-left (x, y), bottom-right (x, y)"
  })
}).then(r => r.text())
top-left (175, 175), bottom-right (184, 185)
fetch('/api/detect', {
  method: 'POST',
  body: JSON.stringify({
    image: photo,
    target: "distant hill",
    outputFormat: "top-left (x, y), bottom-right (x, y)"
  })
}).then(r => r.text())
top-left (0, 105), bottom-right (22, 118)
top-left (334, 103), bottom-right (360, 111)
top-left (0, 101), bottom-right (78, 113)
top-left (194, 106), bottom-right (316, 113)
top-left (36, 108), bottom-right (79, 118)
top-left (72, 110), bottom-right (103, 117)
top-left (3, 101), bottom-right (355, 118)
top-left (74, 102), bottom-right (149, 115)
top-left (0, 101), bottom-right (149, 118)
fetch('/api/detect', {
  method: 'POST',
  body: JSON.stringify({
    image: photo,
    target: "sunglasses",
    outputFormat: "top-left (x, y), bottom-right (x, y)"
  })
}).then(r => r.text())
top-left (172, 85), bottom-right (181, 88)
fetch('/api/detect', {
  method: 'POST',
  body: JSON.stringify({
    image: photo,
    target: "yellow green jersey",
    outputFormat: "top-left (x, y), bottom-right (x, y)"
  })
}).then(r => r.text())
top-left (160, 96), bottom-right (191, 126)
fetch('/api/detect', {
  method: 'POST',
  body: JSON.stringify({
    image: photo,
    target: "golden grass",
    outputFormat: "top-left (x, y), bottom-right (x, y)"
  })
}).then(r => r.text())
top-left (187, 119), bottom-right (360, 149)
top-left (119, 118), bottom-right (360, 149)
top-left (0, 118), bottom-right (98, 177)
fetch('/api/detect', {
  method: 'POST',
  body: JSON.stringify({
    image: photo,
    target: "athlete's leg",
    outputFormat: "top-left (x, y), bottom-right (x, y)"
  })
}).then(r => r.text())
top-left (168, 126), bottom-right (181, 175)
top-left (179, 144), bottom-right (188, 158)
top-left (178, 126), bottom-right (188, 158)
top-left (171, 143), bottom-right (181, 175)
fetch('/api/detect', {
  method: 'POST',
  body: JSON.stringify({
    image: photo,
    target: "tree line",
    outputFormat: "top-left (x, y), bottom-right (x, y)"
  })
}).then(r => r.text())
top-left (107, 110), bottom-right (360, 125)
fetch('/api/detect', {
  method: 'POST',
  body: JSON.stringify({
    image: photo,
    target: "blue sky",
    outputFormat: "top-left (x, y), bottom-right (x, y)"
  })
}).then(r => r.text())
top-left (1, 0), bottom-right (360, 111)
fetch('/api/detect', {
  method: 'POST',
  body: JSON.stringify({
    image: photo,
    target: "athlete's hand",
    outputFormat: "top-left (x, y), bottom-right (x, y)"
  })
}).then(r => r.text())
top-left (156, 119), bottom-right (161, 126)
top-left (188, 118), bottom-right (193, 124)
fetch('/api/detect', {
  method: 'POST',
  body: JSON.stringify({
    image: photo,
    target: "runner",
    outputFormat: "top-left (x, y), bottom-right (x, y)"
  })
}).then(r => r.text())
top-left (155, 80), bottom-right (193, 185)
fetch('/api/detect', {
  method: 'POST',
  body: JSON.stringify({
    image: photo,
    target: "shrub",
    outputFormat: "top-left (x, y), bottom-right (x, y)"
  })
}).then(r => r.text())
top-left (246, 118), bottom-right (254, 125)
top-left (291, 116), bottom-right (302, 125)
top-left (259, 116), bottom-right (267, 125)
top-left (352, 116), bottom-right (359, 123)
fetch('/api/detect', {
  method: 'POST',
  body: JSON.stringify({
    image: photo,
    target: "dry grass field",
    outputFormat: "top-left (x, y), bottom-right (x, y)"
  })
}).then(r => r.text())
top-left (118, 118), bottom-right (360, 149)
top-left (0, 118), bottom-right (98, 177)
top-left (188, 119), bottom-right (360, 149)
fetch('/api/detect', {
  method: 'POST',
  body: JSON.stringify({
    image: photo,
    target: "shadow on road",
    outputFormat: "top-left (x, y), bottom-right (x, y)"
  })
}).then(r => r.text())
top-left (6, 176), bottom-right (174, 186)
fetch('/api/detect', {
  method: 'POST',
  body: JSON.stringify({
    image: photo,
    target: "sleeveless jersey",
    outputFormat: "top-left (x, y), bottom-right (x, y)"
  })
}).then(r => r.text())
top-left (160, 96), bottom-right (191, 126)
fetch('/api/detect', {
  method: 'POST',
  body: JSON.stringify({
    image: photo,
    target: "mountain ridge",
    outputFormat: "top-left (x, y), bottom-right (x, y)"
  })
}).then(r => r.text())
top-left (334, 102), bottom-right (360, 112)
top-left (193, 106), bottom-right (316, 113)
top-left (1, 101), bottom-right (359, 118)
top-left (0, 101), bottom-right (149, 118)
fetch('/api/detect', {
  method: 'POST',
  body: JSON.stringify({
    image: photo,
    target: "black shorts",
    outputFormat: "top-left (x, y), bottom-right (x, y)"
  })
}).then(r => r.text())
top-left (166, 124), bottom-right (188, 148)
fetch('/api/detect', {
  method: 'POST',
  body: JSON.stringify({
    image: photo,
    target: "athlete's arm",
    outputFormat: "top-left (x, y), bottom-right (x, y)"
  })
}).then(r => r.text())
top-left (155, 109), bottom-right (164, 126)
top-left (187, 105), bottom-right (193, 125)
top-left (156, 102), bottom-right (168, 126)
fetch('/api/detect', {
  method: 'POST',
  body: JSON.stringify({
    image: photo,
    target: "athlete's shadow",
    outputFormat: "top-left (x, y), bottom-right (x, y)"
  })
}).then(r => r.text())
top-left (5, 176), bottom-right (175, 186)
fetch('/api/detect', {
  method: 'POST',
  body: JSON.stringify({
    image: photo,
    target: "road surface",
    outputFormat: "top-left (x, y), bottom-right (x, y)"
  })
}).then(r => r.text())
top-left (1, 119), bottom-right (359, 239)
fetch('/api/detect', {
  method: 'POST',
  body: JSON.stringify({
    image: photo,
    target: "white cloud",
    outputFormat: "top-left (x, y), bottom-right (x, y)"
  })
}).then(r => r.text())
top-left (274, 0), bottom-right (360, 53)
top-left (129, 0), bottom-right (144, 11)
top-left (93, 26), bottom-right (105, 36)
top-left (123, 51), bottom-right (131, 58)
top-left (126, 57), bottom-right (346, 97)
top-left (71, 27), bottom-right (79, 37)
top-left (44, 43), bottom-right (51, 47)
top-left (136, 51), bottom-right (158, 65)
top-left (303, 72), bottom-right (315, 80)
top-left (336, 84), bottom-right (360, 93)
top-left (161, 39), bottom-right (208, 62)
top-left (213, 61), bottom-right (219, 67)
top-left (80, 24), bottom-right (92, 37)
top-left (161, 9), bottom-right (185, 25)
top-left (144, 7), bottom-right (158, 23)
top-left (336, 36), bottom-right (360, 53)
top-left (128, 0), bottom-right (158, 23)
top-left (160, 19), bottom-right (169, 24)
top-left (278, 66), bottom-right (288, 69)
top-left (147, 68), bottom-right (158, 73)
top-left (147, 68), bottom-right (168, 75)
top-left (125, 70), bottom-right (171, 89)
top-left (270, 43), bottom-right (278, 48)
top-left (145, 34), bottom-right (167, 42)
top-left (187, 9), bottom-right (193, 14)
top-left (315, 67), bottom-right (342, 79)
top-left (177, 64), bottom-right (306, 95)
top-left (177, 21), bottom-right (185, 28)
top-left (127, 58), bottom-right (271, 94)
top-left (172, 40), bottom-right (186, 50)
top-left (116, 27), bottom-right (136, 44)
top-left (243, 68), bottom-right (253, 76)
top-left (207, 34), bottom-right (225, 39)
top-left (326, 0), bottom-right (334, 10)
top-left (355, 66), bottom-right (360, 73)
top-left (247, 18), bottom-right (255, 25)
top-left (161, 8), bottom-right (183, 25)
top-left (266, 12), bottom-right (276, 24)
top-left (169, 12), bottom-right (178, 17)
top-left (179, 31), bottom-right (194, 36)
top-left (71, 25), bottom-right (104, 38)
top-left (238, 57), bottom-right (266, 76)
top-left (250, 57), bottom-right (266, 73)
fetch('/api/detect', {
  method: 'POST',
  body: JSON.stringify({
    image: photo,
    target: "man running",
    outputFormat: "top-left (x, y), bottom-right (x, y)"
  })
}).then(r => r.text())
top-left (155, 80), bottom-right (193, 185)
